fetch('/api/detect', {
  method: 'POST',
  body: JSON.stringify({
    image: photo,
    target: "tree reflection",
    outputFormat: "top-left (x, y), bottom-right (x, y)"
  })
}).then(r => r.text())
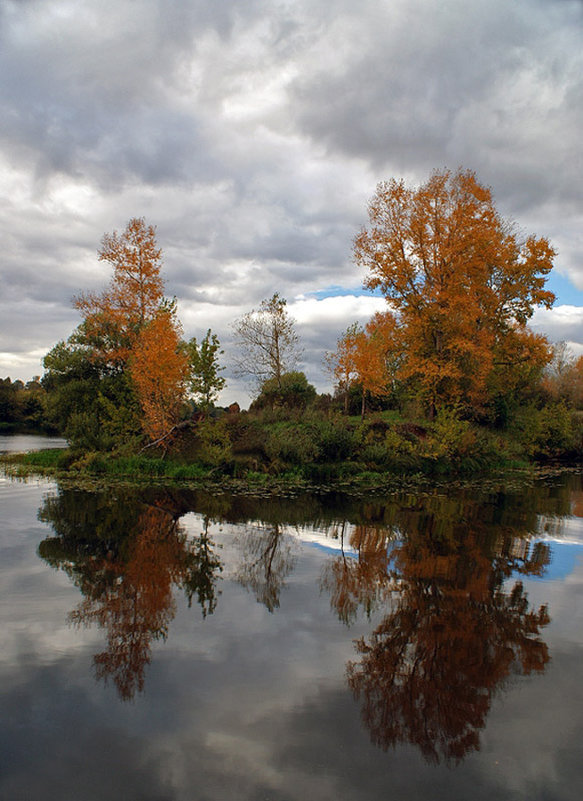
top-left (235, 523), bottom-right (297, 612)
top-left (320, 522), bottom-right (395, 625)
top-left (323, 495), bottom-right (552, 764)
top-left (38, 489), bottom-right (222, 700)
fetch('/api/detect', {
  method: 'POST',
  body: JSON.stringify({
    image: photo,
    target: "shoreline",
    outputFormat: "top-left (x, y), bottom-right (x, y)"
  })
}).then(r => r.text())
top-left (2, 448), bottom-right (580, 497)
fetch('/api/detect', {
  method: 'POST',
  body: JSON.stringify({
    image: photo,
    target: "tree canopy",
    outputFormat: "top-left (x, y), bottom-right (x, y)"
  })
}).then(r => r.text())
top-left (44, 219), bottom-right (190, 450)
top-left (354, 169), bottom-right (555, 417)
top-left (232, 293), bottom-right (302, 390)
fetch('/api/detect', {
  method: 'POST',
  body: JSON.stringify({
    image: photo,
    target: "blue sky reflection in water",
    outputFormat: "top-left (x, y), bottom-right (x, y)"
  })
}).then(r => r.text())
top-left (1, 473), bottom-right (583, 800)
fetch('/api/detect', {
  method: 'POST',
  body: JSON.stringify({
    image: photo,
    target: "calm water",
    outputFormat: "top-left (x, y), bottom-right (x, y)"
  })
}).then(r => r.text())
top-left (1, 456), bottom-right (583, 800)
top-left (0, 433), bottom-right (68, 453)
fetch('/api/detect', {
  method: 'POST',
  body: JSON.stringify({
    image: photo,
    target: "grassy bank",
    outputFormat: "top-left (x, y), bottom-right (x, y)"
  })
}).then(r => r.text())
top-left (2, 404), bottom-right (581, 490)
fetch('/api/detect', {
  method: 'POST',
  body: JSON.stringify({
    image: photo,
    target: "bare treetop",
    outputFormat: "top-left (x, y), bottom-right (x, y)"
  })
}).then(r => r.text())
top-left (232, 293), bottom-right (303, 391)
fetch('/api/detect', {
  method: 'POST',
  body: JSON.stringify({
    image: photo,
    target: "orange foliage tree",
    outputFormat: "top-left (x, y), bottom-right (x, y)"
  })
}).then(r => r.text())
top-left (354, 169), bottom-right (556, 417)
top-left (353, 311), bottom-right (400, 418)
top-left (129, 308), bottom-right (188, 447)
top-left (74, 218), bottom-right (189, 446)
top-left (326, 311), bottom-right (400, 417)
top-left (75, 217), bottom-right (165, 366)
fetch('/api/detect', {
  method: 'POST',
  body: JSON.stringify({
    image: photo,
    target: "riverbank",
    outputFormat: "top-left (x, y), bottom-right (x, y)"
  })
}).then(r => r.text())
top-left (3, 445), bottom-right (580, 500)
top-left (2, 405), bottom-right (581, 495)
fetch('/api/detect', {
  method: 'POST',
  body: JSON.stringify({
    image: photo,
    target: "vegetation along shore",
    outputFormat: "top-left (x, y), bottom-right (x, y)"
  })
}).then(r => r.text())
top-left (2, 169), bottom-right (583, 484)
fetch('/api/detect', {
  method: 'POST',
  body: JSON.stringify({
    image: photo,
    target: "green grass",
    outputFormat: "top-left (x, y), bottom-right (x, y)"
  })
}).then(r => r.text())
top-left (83, 454), bottom-right (212, 479)
top-left (18, 449), bottom-right (71, 468)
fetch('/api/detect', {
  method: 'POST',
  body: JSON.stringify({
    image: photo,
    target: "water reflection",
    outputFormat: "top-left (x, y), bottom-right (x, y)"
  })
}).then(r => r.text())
top-left (34, 476), bottom-right (577, 759)
top-left (235, 523), bottom-right (298, 611)
top-left (321, 494), bottom-right (553, 764)
top-left (38, 490), bottom-right (222, 700)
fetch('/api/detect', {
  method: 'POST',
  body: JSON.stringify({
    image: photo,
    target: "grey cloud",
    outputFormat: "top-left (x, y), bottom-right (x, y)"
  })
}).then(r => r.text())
top-left (0, 0), bottom-right (265, 189)
top-left (1, 0), bottom-right (582, 382)
top-left (289, 0), bottom-right (583, 216)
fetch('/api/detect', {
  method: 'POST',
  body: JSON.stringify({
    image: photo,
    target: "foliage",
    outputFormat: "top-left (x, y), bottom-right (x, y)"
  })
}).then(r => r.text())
top-left (326, 313), bottom-right (402, 418)
top-left (251, 371), bottom-right (316, 410)
top-left (355, 169), bottom-right (555, 417)
top-left (129, 310), bottom-right (188, 446)
top-left (0, 376), bottom-right (49, 432)
top-left (185, 329), bottom-right (226, 410)
top-left (512, 402), bottom-right (577, 458)
top-left (233, 293), bottom-right (302, 390)
top-left (265, 422), bottom-right (321, 465)
top-left (191, 419), bottom-right (233, 468)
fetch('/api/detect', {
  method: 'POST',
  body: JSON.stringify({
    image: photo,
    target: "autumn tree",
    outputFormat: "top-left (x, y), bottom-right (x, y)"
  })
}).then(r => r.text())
top-left (354, 169), bottom-right (556, 417)
top-left (326, 312), bottom-right (400, 417)
top-left (233, 293), bottom-right (302, 391)
top-left (185, 329), bottom-right (226, 411)
top-left (129, 307), bottom-right (188, 448)
top-left (75, 217), bottom-right (165, 366)
top-left (44, 218), bottom-right (190, 449)
top-left (354, 311), bottom-right (400, 418)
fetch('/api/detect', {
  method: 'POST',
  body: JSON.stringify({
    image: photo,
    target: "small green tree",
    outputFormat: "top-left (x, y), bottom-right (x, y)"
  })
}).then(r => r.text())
top-left (186, 329), bottom-right (226, 411)
top-left (251, 371), bottom-right (316, 410)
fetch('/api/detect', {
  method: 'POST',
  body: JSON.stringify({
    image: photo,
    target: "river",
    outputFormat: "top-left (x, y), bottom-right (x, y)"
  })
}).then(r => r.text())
top-left (1, 438), bottom-right (582, 799)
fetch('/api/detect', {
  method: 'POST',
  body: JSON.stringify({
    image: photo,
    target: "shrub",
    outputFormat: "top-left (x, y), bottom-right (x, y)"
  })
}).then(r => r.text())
top-left (265, 423), bottom-right (320, 464)
top-left (314, 417), bottom-right (355, 461)
top-left (251, 372), bottom-right (317, 411)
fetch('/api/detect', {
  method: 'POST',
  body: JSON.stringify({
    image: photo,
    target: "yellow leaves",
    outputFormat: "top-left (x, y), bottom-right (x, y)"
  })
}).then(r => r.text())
top-left (129, 311), bottom-right (188, 444)
top-left (355, 168), bottom-right (557, 415)
top-left (74, 218), bottom-right (165, 365)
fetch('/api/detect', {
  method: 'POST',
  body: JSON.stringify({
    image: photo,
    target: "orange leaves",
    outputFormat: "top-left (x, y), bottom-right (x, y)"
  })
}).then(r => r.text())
top-left (355, 169), bottom-right (556, 415)
top-left (74, 218), bottom-right (165, 366)
top-left (326, 312), bottom-right (400, 415)
top-left (73, 218), bottom-right (189, 446)
top-left (129, 311), bottom-right (188, 444)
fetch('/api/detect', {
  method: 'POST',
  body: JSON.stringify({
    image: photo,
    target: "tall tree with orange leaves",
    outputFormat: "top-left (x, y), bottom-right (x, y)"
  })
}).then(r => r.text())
top-left (354, 169), bottom-right (556, 417)
top-left (129, 307), bottom-right (188, 449)
top-left (44, 218), bottom-right (189, 450)
top-left (74, 217), bottom-right (165, 366)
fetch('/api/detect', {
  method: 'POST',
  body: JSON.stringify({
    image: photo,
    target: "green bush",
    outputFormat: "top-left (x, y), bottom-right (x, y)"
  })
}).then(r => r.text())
top-left (513, 401), bottom-right (575, 458)
top-left (265, 423), bottom-right (320, 464)
top-left (251, 372), bottom-right (317, 410)
top-left (313, 417), bottom-right (355, 461)
top-left (424, 407), bottom-right (475, 462)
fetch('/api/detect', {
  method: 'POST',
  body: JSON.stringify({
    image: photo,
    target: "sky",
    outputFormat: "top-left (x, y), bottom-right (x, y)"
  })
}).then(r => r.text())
top-left (1, 0), bottom-right (582, 406)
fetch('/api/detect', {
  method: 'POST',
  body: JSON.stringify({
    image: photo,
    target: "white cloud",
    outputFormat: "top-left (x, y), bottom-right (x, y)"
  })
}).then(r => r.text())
top-left (0, 0), bottom-right (581, 393)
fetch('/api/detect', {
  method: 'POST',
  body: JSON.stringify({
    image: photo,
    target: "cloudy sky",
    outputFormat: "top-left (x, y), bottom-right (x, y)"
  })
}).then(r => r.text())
top-left (1, 0), bottom-right (582, 405)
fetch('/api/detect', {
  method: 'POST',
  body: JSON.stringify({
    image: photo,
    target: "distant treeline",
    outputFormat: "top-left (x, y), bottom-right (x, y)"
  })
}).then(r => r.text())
top-left (0, 376), bottom-right (56, 434)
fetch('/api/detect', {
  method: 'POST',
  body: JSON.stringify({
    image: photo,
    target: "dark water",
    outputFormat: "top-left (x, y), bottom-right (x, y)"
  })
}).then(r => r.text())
top-left (1, 464), bottom-right (583, 800)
